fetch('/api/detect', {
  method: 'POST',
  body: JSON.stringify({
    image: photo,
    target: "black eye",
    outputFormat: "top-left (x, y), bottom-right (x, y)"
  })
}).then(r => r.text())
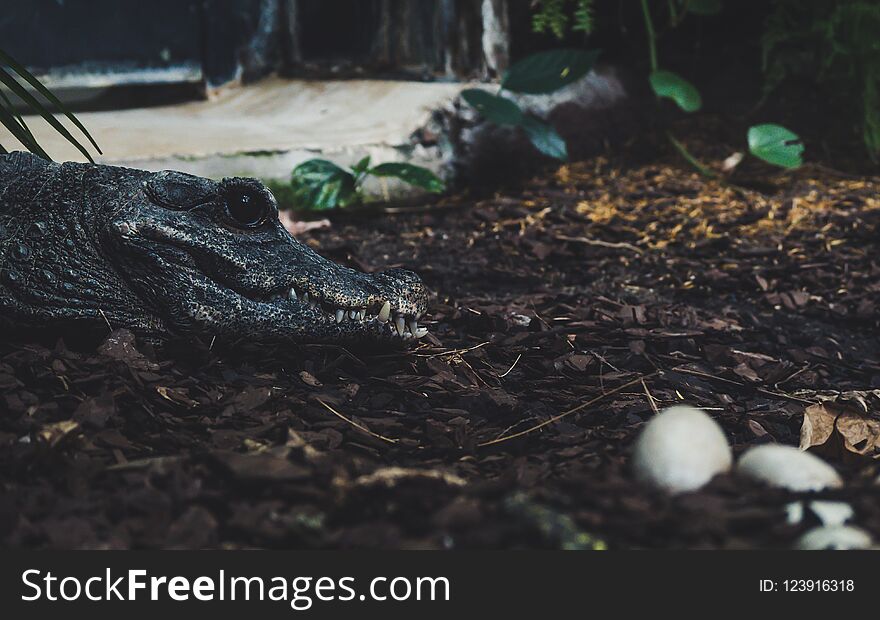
top-left (226, 187), bottom-right (269, 228)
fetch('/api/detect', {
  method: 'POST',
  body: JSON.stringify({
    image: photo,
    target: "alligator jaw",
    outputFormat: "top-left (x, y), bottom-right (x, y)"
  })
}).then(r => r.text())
top-left (266, 284), bottom-right (429, 341)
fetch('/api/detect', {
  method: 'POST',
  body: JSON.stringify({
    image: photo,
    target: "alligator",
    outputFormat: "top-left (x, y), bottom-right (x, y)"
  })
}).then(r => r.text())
top-left (0, 151), bottom-right (429, 344)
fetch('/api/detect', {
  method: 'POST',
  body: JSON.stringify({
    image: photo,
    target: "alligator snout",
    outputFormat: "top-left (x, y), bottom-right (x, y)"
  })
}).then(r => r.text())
top-left (107, 171), bottom-right (430, 343)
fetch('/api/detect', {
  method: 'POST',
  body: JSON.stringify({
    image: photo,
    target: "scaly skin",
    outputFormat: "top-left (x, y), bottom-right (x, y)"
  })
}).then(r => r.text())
top-left (0, 152), bottom-right (429, 343)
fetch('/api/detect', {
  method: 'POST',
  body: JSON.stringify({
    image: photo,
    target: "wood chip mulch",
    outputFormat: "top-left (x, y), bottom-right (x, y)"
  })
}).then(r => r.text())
top-left (2, 156), bottom-right (879, 549)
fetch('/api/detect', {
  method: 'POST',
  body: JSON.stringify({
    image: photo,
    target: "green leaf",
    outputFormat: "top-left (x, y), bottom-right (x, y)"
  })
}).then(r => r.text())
top-left (747, 124), bottom-right (803, 169)
top-left (369, 163), bottom-right (446, 193)
top-left (351, 155), bottom-right (372, 176)
top-left (501, 49), bottom-right (600, 94)
top-left (461, 89), bottom-right (524, 126)
top-left (649, 70), bottom-right (702, 112)
top-left (0, 49), bottom-right (101, 161)
top-left (522, 116), bottom-right (568, 161)
top-left (0, 94), bottom-right (51, 160)
top-left (687, 0), bottom-right (722, 16)
top-left (290, 159), bottom-right (359, 211)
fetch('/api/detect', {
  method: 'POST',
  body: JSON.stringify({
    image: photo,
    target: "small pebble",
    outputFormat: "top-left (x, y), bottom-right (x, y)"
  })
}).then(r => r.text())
top-left (737, 444), bottom-right (842, 492)
top-left (795, 525), bottom-right (873, 550)
top-left (632, 405), bottom-right (732, 494)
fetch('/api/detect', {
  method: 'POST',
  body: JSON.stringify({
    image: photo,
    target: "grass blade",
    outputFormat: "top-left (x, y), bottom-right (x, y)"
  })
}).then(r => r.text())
top-left (0, 49), bottom-right (101, 156)
top-left (0, 86), bottom-right (36, 144)
top-left (0, 67), bottom-right (97, 162)
top-left (0, 100), bottom-right (51, 159)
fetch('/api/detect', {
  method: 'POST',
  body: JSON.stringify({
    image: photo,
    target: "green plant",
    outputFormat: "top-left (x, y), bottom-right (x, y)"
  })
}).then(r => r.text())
top-left (532, 0), bottom-right (596, 39)
top-left (0, 48), bottom-right (100, 161)
top-left (636, 0), bottom-right (803, 172)
top-left (289, 156), bottom-right (445, 211)
top-left (460, 48), bottom-right (600, 162)
top-left (747, 123), bottom-right (805, 169)
top-left (763, 0), bottom-right (880, 160)
top-left (529, 1), bottom-right (805, 173)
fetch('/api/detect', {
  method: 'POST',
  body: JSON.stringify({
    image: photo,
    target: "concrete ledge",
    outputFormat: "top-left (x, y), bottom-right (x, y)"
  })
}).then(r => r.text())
top-left (4, 78), bottom-right (465, 181)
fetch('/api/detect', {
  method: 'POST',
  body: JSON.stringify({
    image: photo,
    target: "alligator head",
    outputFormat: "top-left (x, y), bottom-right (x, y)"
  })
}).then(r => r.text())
top-left (0, 152), bottom-right (429, 344)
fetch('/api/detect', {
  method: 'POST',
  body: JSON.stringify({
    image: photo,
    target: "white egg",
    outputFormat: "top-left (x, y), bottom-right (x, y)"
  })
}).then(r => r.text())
top-left (795, 525), bottom-right (873, 550)
top-left (737, 444), bottom-right (842, 492)
top-left (632, 405), bottom-right (733, 494)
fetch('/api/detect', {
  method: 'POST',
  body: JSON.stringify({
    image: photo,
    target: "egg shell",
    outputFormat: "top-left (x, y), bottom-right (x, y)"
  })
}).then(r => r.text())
top-left (632, 405), bottom-right (733, 494)
top-left (737, 444), bottom-right (842, 492)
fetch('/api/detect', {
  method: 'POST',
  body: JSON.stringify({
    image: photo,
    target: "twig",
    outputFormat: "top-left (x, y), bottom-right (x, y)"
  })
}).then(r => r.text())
top-left (478, 373), bottom-right (659, 447)
top-left (98, 309), bottom-right (113, 331)
top-left (316, 398), bottom-right (399, 445)
top-left (774, 364), bottom-right (811, 389)
top-left (672, 366), bottom-right (817, 405)
top-left (556, 235), bottom-right (644, 255)
top-left (106, 455), bottom-right (183, 472)
top-left (417, 341), bottom-right (490, 359)
top-left (642, 379), bottom-right (660, 415)
top-left (756, 388), bottom-right (816, 406)
top-left (499, 353), bottom-right (522, 378)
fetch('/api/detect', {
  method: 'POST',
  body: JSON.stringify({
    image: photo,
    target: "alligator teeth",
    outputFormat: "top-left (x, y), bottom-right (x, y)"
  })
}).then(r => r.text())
top-left (395, 316), bottom-right (406, 337)
top-left (408, 319), bottom-right (419, 335)
top-left (414, 327), bottom-right (429, 339)
top-left (378, 301), bottom-right (391, 323)
top-left (335, 309), bottom-right (345, 323)
top-left (302, 292), bottom-right (310, 303)
top-left (358, 310), bottom-right (366, 321)
top-left (288, 288), bottom-right (298, 301)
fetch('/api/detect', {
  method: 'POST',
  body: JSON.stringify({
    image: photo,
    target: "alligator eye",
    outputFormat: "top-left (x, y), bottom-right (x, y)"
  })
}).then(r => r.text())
top-left (225, 187), bottom-right (270, 228)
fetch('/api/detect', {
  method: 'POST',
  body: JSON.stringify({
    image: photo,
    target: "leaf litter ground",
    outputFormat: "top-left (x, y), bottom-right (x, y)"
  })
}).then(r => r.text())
top-left (2, 153), bottom-right (879, 549)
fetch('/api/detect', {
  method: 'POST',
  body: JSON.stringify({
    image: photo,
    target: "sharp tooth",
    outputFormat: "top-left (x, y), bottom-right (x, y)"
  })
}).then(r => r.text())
top-left (288, 288), bottom-right (298, 301)
top-left (408, 319), bottom-right (418, 334)
top-left (395, 316), bottom-right (406, 336)
top-left (302, 292), bottom-right (310, 303)
top-left (414, 327), bottom-right (429, 339)
top-left (349, 310), bottom-right (357, 320)
top-left (378, 301), bottom-right (391, 323)
top-left (335, 309), bottom-right (344, 323)
top-left (358, 310), bottom-right (365, 321)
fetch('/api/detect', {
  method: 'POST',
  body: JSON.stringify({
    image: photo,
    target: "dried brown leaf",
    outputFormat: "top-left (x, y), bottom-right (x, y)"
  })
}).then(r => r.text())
top-left (800, 401), bottom-right (880, 459)
top-left (800, 403), bottom-right (838, 451)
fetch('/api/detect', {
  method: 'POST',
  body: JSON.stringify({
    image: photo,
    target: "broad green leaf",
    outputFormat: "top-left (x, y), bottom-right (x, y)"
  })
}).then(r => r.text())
top-left (687, 0), bottom-right (722, 16)
top-left (522, 116), bottom-right (568, 161)
top-left (649, 70), bottom-right (702, 112)
top-left (461, 89), bottom-right (524, 126)
top-left (501, 49), bottom-right (600, 94)
top-left (369, 163), bottom-right (446, 193)
top-left (747, 124), bottom-right (803, 169)
top-left (290, 159), bottom-right (358, 211)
